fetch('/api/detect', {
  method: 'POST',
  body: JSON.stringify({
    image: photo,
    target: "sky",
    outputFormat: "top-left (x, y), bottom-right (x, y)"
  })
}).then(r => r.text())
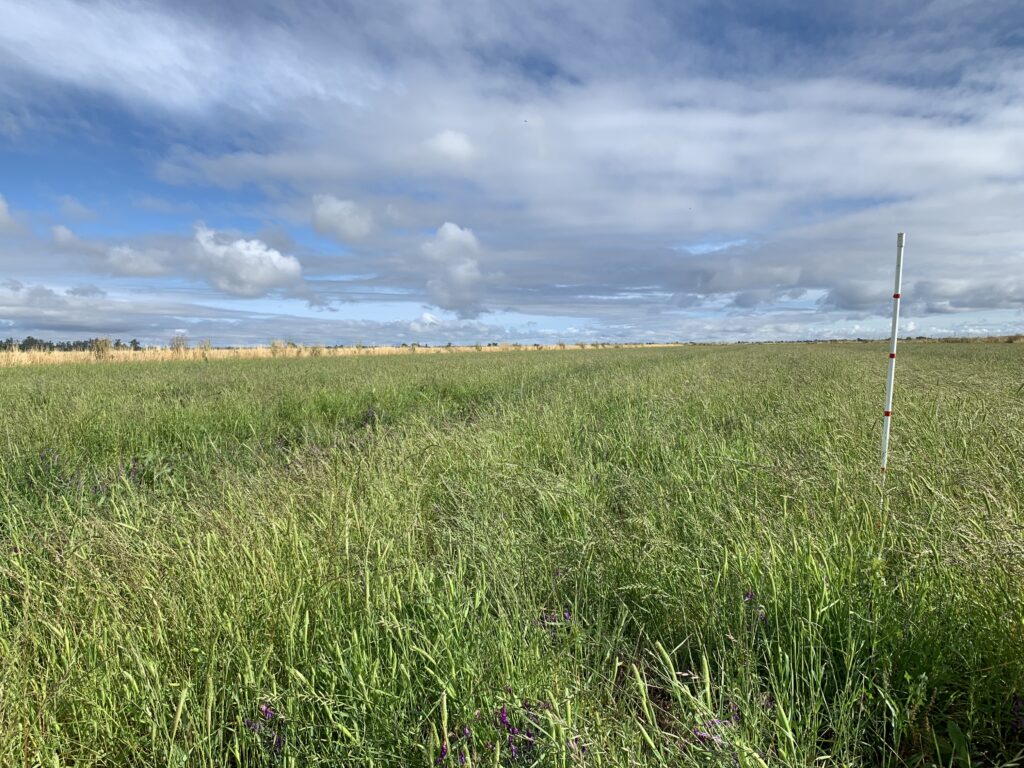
top-left (1, 0), bottom-right (1023, 346)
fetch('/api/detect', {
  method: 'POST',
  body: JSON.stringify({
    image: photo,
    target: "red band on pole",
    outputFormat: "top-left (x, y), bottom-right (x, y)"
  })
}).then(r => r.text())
top-left (889, 353), bottom-right (896, 359)
top-left (884, 410), bottom-right (892, 417)
top-left (893, 293), bottom-right (901, 299)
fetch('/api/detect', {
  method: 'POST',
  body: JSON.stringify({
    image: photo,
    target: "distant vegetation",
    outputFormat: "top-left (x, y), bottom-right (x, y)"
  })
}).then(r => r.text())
top-left (1, 343), bottom-right (1023, 765)
top-left (0, 333), bottom-right (1021, 369)
top-left (1, 335), bottom-right (144, 352)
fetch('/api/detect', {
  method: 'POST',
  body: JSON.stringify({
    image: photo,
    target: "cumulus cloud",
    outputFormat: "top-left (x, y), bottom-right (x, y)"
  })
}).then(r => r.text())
top-left (48, 224), bottom-right (310, 300)
top-left (0, 194), bottom-right (18, 232)
top-left (311, 195), bottom-right (374, 241)
top-left (192, 224), bottom-right (303, 297)
top-left (422, 222), bottom-right (485, 316)
top-left (428, 130), bottom-right (476, 162)
top-left (409, 311), bottom-right (442, 332)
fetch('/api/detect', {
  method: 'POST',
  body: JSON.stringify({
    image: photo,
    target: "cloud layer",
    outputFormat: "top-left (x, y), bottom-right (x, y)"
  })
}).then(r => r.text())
top-left (1, 0), bottom-right (1022, 343)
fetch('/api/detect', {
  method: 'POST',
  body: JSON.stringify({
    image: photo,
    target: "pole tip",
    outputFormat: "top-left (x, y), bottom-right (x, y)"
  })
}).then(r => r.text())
top-left (896, 232), bottom-right (905, 246)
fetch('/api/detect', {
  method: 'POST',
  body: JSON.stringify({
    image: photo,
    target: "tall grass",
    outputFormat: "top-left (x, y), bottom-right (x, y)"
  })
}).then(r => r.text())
top-left (0, 342), bottom-right (658, 368)
top-left (1, 343), bottom-right (1022, 766)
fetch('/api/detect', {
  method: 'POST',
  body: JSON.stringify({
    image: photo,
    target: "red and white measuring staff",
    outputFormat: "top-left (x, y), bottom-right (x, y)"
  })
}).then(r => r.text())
top-left (880, 232), bottom-right (905, 473)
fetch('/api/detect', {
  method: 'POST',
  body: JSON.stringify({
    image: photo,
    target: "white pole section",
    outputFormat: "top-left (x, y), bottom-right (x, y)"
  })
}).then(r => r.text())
top-left (880, 232), bottom-right (905, 473)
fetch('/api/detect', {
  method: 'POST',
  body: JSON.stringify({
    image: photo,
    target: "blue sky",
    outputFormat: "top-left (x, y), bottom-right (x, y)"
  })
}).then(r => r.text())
top-left (1, 0), bottom-right (1023, 345)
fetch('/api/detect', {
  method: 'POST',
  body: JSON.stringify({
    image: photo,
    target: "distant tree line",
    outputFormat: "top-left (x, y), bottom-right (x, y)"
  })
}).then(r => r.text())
top-left (1, 337), bottom-right (143, 352)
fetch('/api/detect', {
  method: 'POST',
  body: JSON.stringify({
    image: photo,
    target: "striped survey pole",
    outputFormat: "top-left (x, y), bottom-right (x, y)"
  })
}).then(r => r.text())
top-left (880, 232), bottom-right (905, 473)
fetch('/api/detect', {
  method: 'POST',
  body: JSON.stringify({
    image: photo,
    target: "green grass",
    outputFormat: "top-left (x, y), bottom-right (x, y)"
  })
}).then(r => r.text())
top-left (1, 343), bottom-right (1023, 767)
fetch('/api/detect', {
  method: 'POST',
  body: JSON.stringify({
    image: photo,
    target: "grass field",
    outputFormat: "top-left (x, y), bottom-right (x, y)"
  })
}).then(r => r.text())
top-left (1, 343), bottom-right (1023, 766)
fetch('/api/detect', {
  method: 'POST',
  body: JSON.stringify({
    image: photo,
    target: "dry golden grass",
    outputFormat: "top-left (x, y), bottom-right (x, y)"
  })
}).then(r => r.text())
top-left (3, 334), bottom-right (1019, 368)
top-left (0, 342), bottom-right (675, 367)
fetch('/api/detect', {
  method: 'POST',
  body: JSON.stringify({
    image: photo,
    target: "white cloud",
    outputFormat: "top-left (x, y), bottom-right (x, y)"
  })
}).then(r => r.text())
top-left (409, 311), bottom-right (442, 332)
top-left (52, 225), bottom-right (167, 277)
top-left (0, 194), bottom-right (17, 232)
top-left (192, 225), bottom-right (303, 297)
top-left (428, 130), bottom-right (476, 162)
top-left (0, 0), bottom-right (372, 115)
top-left (422, 222), bottom-right (485, 316)
top-left (46, 224), bottom-right (311, 300)
top-left (105, 245), bottom-right (168, 277)
top-left (311, 195), bottom-right (374, 241)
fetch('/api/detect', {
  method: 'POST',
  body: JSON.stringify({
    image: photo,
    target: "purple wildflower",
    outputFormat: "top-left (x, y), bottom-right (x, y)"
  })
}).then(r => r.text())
top-left (563, 609), bottom-right (572, 621)
top-left (498, 706), bottom-right (510, 729)
top-left (272, 732), bottom-right (285, 755)
top-left (743, 590), bottom-right (757, 602)
top-left (458, 750), bottom-right (466, 765)
top-left (699, 718), bottom-right (732, 729)
top-left (437, 742), bottom-right (448, 764)
top-left (462, 725), bottom-right (471, 738)
top-left (259, 702), bottom-right (276, 720)
top-left (693, 728), bottom-right (724, 746)
top-left (244, 718), bottom-right (261, 733)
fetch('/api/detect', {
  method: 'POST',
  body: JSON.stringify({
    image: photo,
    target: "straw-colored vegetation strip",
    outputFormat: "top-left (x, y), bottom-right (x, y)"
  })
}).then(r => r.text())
top-left (0, 341), bottom-right (669, 367)
top-left (2, 335), bottom-right (1020, 368)
top-left (1, 343), bottom-right (1023, 766)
